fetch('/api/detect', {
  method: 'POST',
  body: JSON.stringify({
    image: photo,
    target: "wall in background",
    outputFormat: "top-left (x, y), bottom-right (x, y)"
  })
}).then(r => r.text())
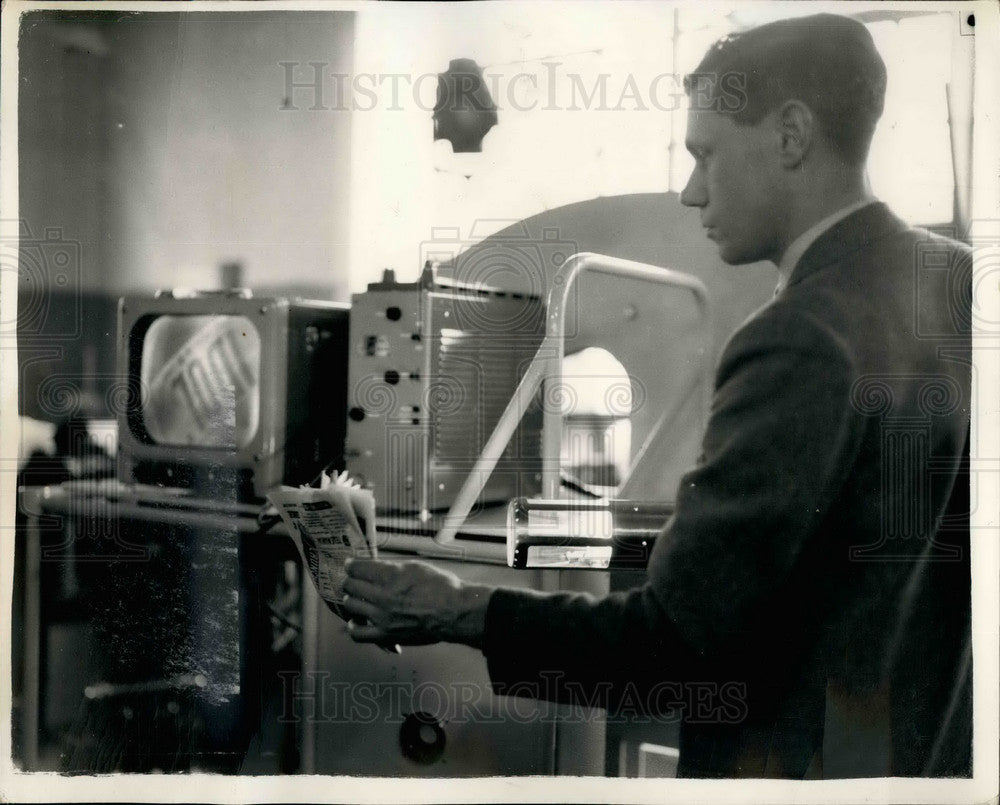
top-left (347, 3), bottom-right (681, 292)
top-left (18, 14), bottom-right (111, 294)
top-left (19, 11), bottom-right (355, 299)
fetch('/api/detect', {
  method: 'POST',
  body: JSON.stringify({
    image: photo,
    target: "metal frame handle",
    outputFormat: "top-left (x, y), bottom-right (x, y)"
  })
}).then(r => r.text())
top-left (435, 252), bottom-right (711, 546)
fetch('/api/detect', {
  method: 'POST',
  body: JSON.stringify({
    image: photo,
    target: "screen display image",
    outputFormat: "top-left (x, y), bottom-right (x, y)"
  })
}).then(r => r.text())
top-left (139, 315), bottom-right (261, 450)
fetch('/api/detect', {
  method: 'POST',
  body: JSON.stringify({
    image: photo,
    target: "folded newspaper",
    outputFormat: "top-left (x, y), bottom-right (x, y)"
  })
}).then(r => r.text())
top-left (266, 472), bottom-right (378, 623)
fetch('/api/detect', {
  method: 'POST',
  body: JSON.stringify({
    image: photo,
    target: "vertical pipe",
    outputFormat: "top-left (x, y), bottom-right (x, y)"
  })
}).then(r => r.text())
top-left (299, 564), bottom-right (318, 774)
top-left (23, 489), bottom-right (42, 769)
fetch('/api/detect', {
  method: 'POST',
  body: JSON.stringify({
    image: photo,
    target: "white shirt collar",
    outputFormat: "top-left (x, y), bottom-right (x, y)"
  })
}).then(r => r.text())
top-left (774, 199), bottom-right (876, 295)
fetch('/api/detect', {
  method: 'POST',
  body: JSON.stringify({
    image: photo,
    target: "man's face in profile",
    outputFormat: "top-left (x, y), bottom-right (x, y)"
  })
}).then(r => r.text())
top-left (681, 108), bottom-right (787, 266)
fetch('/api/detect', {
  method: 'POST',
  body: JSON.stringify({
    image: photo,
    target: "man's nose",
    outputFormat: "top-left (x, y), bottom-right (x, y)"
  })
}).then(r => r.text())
top-left (680, 171), bottom-right (705, 208)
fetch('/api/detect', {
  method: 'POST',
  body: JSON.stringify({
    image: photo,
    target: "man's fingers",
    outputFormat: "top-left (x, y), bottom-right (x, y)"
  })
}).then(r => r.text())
top-left (345, 557), bottom-right (398, 583)
top-left (346, 620), bottom-right (386, 644)
top-left (342, 576), bottom-right (390, 606)
top-left (341, 593), bottom-right (380, 622)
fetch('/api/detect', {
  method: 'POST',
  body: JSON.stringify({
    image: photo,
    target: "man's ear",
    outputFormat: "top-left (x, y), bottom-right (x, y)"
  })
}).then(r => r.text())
top-left (776, 100), bottom-right (814, 168)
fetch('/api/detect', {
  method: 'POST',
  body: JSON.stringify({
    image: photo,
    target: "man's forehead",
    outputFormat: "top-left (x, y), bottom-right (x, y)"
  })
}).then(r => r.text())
top-left (684, 109), bottom-right (732, 145)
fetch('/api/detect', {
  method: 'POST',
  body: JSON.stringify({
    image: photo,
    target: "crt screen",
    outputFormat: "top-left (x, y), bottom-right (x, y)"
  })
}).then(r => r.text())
top-left (140, 315), bottom-right (261, 449)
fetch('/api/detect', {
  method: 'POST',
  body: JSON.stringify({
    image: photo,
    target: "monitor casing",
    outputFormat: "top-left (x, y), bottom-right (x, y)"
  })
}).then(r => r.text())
top-left (116, 291), bottom-right (349, 501)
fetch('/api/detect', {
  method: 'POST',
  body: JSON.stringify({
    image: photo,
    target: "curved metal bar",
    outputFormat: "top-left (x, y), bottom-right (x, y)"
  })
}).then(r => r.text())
top-left (435, 252), bottom-right (711, 547)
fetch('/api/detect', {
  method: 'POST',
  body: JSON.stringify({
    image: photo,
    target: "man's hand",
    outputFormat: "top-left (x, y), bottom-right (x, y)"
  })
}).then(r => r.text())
top-left (341, 558), bottom-right (492, 649)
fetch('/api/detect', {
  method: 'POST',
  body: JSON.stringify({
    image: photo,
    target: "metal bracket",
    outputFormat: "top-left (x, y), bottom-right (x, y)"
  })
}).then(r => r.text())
top-left (435, 252), bottom-right (711, 546)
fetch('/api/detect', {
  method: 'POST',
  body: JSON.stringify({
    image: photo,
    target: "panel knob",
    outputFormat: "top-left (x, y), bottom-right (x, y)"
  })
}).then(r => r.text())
top-left (399, 711), bottom-right (446, 764)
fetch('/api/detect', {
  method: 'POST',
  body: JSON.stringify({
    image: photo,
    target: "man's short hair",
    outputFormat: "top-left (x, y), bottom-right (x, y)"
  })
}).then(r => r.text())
top-left (684, 13), bottom-right (887, 165)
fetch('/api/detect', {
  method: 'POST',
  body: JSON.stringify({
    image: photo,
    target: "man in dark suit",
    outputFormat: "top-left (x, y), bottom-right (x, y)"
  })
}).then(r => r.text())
top-left (342, 13), bottom-right (972, 778)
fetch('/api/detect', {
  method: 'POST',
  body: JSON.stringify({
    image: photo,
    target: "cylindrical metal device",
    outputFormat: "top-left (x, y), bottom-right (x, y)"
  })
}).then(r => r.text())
top-left (506, 497), bottom-right (673, 569)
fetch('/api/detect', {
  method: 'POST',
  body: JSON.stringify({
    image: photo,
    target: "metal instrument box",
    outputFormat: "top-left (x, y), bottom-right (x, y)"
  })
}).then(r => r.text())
top-left (306, 558), bottom-right (606, 776)
top-left (345, 269), bottom-right (545, 514)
